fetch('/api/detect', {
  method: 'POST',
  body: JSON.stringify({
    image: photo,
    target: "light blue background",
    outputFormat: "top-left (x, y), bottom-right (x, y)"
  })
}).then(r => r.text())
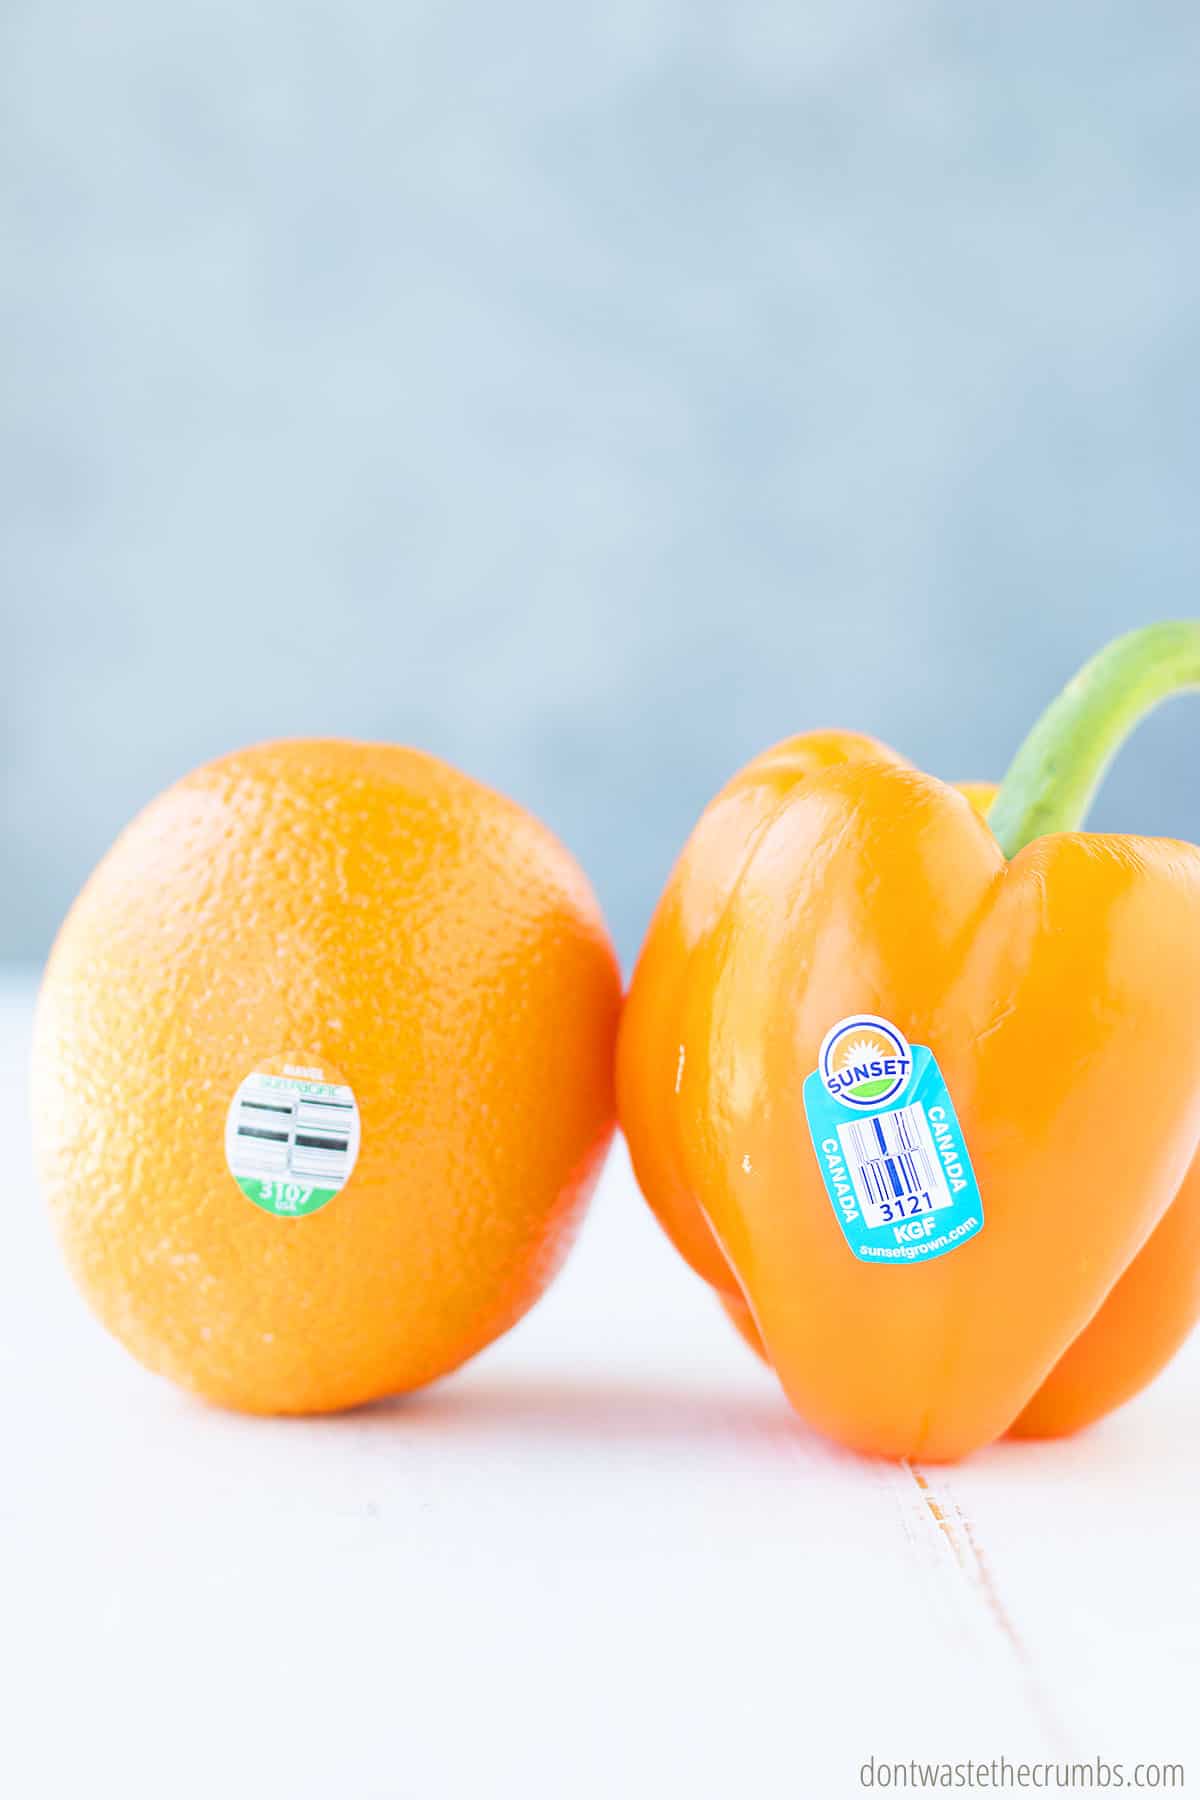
top-left (5, 2), bottom-right (1200, 964)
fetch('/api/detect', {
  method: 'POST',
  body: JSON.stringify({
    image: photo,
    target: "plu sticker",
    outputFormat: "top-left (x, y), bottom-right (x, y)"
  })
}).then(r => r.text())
top-left (802, 1015), bottom-right (983, 1265)
top-left (224, 1055), bottom-right (361, 1219)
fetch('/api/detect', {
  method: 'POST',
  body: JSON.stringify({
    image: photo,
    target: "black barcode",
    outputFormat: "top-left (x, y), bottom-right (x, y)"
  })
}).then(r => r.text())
top-left (290, 1098), bottom-right (354, 1180)
top-left (838, 1103), bottom-right (946, 1221)
top-left (230, 1086), bottom-right (356, 1189)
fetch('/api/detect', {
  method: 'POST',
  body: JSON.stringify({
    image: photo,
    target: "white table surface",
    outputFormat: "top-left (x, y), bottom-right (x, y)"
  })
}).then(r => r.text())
top-left (3, 970), bottom-right (1197, 1798)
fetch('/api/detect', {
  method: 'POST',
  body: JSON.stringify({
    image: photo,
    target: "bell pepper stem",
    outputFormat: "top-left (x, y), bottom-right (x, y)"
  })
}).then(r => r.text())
top-left (989, 621), bottom-right (1200, 859)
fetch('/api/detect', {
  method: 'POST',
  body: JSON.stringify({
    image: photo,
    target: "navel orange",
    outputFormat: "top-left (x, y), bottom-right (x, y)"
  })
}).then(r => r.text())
top-left (32, 740), bottom-right (620, 1413)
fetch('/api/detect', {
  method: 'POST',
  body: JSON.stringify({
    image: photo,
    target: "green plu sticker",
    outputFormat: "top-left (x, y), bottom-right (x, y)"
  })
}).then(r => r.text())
top-left (224, 1056), bottom-right (361, 1218)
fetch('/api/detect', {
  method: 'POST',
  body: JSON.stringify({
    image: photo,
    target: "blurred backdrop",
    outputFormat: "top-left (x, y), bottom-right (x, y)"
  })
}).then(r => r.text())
top-left (5, 2), bottom-right (1200, 967)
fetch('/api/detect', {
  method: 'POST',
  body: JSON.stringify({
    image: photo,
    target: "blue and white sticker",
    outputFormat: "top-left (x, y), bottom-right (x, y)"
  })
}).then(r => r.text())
top-left (802, 1014), bottom-right (984, 1265)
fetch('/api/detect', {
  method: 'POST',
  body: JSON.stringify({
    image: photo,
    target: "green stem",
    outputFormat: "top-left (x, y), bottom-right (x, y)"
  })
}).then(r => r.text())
top-left (989, 621), bottom-right (1200, 859)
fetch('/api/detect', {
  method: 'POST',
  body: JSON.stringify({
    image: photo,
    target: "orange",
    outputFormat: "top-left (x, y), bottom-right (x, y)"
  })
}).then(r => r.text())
top-left (32, 739), bottom-right (620, 1414)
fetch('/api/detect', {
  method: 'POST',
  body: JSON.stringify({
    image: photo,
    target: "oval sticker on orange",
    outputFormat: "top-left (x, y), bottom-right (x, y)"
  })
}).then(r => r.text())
top-left (224, 1055), bottom-right (361, 1218)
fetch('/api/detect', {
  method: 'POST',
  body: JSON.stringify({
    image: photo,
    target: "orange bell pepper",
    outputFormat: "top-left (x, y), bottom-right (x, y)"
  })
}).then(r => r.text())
top-left (618, 623), bottom-right (1200, 1460)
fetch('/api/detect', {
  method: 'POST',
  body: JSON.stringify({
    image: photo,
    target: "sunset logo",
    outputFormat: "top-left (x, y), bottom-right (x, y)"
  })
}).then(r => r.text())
top-left (818, 1014), bottom-right (913, 1110)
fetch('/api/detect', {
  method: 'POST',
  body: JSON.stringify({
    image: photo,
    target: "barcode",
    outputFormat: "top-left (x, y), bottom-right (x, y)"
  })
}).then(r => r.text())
top-left (228, 1079), bottom-right (357, 1191)
top-left (836, 1101), bottom-right (951, 1230)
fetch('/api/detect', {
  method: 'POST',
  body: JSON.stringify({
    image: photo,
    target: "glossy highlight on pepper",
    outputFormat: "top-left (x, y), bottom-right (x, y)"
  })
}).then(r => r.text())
top-left (617, 624), bottom-right (1200, 1461)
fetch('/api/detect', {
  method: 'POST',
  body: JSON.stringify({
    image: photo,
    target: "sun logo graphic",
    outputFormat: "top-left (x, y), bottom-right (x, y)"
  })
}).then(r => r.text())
top-left (818, 1014), bottom-right (913, 1109)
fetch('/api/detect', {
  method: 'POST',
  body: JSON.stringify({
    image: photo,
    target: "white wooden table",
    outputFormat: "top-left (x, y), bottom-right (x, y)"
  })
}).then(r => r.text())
top-left (3, 972), bottom-right (1196, 1797)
